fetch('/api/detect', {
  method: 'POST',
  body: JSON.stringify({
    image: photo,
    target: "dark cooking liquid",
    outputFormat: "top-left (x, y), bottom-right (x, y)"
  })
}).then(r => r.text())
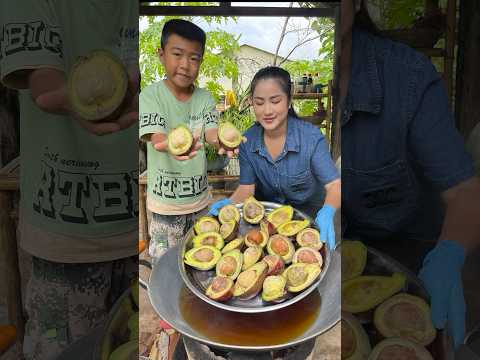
top-left (178, 286), bottom-right (321, 346)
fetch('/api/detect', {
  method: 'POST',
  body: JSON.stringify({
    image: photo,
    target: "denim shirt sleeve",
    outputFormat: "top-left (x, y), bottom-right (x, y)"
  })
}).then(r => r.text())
top-left (311, 133), bottom-right (340, 185)
top-left (408, 61), bottom-right (475, 191)
top-left (238, 141), bottom-right (257, 185)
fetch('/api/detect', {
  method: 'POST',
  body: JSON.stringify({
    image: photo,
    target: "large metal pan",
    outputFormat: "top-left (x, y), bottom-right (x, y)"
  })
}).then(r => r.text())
top-left (178, 201), bottom-right (332, 313)
top-left (140, 245), bottom-right (341, 352)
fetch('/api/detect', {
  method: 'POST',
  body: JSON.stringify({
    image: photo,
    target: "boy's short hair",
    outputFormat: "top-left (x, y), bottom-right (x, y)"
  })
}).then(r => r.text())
top-left (161, 19), bottom-right (206, 53)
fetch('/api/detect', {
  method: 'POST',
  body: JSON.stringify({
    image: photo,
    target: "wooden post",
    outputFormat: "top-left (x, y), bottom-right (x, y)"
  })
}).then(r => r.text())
top-left (0, 190), bottom-right (24, 356)
top-left (455, 0), bottom-right (480, 137)
top-left (326, 80), bottom-right (333, 146)
top-left (444, 0), bottom-right (456, 103)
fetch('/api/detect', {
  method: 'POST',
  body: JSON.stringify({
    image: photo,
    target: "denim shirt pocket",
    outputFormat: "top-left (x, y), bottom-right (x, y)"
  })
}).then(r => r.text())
top-left (281, 169), bottom-right (315, 204)
top-left (343, 160), bottom-right (419, 234)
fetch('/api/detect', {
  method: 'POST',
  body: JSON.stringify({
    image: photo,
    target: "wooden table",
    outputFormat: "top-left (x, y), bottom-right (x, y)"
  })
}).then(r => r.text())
top-left (0, 158), bottom-right (24, 357)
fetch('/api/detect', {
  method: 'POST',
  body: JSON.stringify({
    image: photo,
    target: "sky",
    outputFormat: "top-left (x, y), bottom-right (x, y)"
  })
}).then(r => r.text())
top-left (139, 2), bottom-right (329, 61)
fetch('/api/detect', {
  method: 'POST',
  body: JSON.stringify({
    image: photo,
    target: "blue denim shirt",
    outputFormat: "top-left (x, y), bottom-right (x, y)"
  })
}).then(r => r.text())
top-left (342, 28), bottom-right (475, 240)
top-left (239, 117), bottom-right (339, 217)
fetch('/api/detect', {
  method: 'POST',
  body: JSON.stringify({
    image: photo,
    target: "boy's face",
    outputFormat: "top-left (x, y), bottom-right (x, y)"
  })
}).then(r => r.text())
top-left (158, 34), bottom-right (203, 90)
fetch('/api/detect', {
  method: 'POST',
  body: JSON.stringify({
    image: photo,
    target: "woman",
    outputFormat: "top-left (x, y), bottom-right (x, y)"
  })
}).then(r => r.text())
top-left (209, 67), bottom-right (341, 250)
top-left (340, 0), bottom-right (480, 348)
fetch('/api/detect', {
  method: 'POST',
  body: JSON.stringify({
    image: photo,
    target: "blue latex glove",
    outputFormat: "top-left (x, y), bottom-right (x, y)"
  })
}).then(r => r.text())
top-left (314, 204), bottom-right (336, 250)
top-left (208, 198), bottom-right (232, 216)
top-left (418, 239), bottom-right (466, 348)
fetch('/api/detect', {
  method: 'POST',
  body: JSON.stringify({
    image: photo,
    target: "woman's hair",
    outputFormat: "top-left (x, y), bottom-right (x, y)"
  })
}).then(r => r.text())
top-left (249, 66), bottom-right (299, 118)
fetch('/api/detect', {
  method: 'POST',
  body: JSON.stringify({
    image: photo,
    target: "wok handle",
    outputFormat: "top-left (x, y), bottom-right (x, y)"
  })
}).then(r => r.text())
top-left (139, 258), bottom-right (152, 290)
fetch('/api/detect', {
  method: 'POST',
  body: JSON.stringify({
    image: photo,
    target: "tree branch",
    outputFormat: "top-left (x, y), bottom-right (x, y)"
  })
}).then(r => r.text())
top-left (278, 34), bottom-right (321, 66)
top-left (273, 2), bottom-right (294, 66)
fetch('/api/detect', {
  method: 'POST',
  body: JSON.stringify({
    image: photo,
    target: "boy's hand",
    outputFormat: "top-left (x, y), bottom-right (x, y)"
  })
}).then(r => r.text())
top-left (172, 134), bottom-right (203, 161)
top-left (153, 134), bottom-right (203, 161)
top-left (217, 136), bottom-right (247, 159)
top-left (32, 67), bottom-right (139, 136)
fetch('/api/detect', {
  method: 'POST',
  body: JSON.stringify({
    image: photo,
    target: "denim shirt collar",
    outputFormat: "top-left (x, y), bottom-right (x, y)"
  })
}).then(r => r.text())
top-left (343, 28), bottom-right (383, 124)
top-left (251, 117), bottom-right (300, 160)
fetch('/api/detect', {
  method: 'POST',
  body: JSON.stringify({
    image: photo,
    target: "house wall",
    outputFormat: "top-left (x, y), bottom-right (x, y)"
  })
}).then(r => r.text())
top-left (197, 45), bottom-right (288, 96)
top-left (235, 45), bottom-right (287, 92)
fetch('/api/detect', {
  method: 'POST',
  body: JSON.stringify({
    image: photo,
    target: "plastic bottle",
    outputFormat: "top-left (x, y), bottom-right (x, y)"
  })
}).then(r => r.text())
top-left (302, 73), bottom-right (308, 93)
top-left (307, 74), bottom-right (313, 93)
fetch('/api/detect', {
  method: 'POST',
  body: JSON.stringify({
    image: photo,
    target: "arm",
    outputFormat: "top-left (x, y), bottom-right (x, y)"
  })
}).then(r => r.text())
top-left (408, 63), bottom-right (479, 251)
top-left (230, 184), bottom-right (255, 204)
top-left (323, 178), bottom-right (341, 210)
top-left (409, 60), bottom-right (478, 348)
top-left (310, 128), bottom-right (341, 210)
top-left (205, 128), bottom-right (220, 148)
top-left (310, 130), bottom-right (341, 248)
top-left (440, 176), bottom-right (480, 254)
top-left (208, 138), bottom-right (256, 215)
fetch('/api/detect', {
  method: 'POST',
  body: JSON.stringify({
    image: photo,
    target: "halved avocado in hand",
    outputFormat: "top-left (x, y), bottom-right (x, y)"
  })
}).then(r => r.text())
top-left (167, 125), bottom-right (193, 156)
top-left (218, 121), bottom-right (243, 150)
top-left (68, 50), bottom-right (128, 121)
top-left (184, 245), bottom-right (222, 271)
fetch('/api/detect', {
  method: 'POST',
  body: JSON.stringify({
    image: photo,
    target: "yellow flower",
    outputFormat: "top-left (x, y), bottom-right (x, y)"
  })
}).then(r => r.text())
top-left (226, 90), bottom-right (237, 107)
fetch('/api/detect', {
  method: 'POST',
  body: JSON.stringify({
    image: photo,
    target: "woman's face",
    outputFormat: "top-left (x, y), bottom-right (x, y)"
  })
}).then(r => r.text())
top-left (251, 78), bottom-right (290, 132)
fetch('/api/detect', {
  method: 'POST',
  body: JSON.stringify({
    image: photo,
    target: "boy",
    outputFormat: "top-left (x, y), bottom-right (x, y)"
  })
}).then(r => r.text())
top-left (0, 1), bottom-right (139, 358)
top-left (139, 19), bottom-right (239, 260)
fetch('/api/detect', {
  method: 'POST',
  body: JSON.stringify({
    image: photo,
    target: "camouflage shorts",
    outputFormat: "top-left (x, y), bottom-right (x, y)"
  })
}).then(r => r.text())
top-left (148, 208), bottom-right (207, 261)
top-left (23, 255), bottom-right (138, 360)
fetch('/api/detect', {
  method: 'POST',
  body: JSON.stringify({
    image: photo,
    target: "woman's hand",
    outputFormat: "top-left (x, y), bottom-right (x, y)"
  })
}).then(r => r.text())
top-left (314, 204), bottom-right (336, 250)
top-left (208, 198), bottom-right (232, 216)
top-left (418, 239), bottom-right (466, 348)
